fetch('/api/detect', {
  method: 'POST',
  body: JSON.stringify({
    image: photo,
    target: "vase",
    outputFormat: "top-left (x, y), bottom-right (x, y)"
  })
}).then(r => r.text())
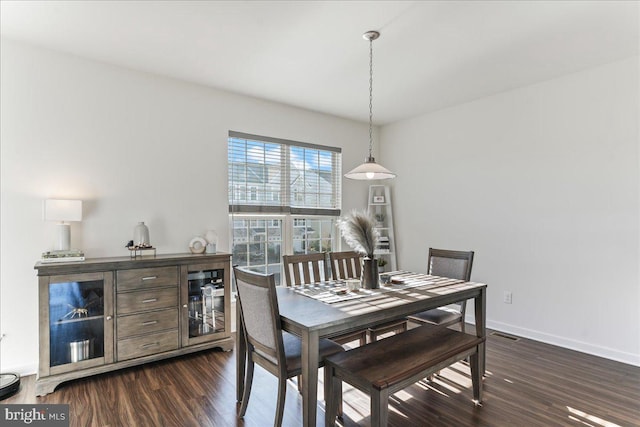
top-left (205, 229), bottom-right (218, 254)
top-left (361, 257), bottom-right (379, 289)
top-left (134, 222), bottom-right (150, 246)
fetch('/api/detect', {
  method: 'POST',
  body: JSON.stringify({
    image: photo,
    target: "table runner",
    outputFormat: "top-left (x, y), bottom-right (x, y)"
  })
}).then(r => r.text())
top-left (292, 271), bottom-right (459, 303)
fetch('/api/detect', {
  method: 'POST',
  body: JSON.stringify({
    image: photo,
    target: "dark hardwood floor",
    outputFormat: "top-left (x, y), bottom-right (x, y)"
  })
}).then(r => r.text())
top-left (5, 330), bottom-right (639, 426)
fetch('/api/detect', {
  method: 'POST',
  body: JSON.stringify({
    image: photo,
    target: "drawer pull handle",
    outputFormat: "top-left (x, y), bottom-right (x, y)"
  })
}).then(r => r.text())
top-left (141, 342), bottom-right (160, 349)
top-left (141, 298), bottom-right (157, 304)
top-left (142, 276), bottom-right (158, 281)
top-left (142, 320), bottom-right (158, 326)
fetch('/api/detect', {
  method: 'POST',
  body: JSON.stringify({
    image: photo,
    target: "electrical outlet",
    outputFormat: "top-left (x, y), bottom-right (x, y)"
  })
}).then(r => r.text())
top-left (503, 291), bottom-right (513, 304)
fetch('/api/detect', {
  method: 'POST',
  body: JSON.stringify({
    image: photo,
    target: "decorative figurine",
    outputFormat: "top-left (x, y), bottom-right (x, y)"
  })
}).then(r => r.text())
top-left (61, 300), bottom-right (97, 320)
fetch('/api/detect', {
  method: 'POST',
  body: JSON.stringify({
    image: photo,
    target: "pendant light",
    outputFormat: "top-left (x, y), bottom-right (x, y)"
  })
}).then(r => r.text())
top-left (345, 30), bottom-right (396, 180)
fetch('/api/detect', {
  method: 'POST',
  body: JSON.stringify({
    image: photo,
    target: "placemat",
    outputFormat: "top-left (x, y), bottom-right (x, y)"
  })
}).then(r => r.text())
top-left (379, 271), bottom-right (436, 289)
top-left (293, 281), bottom-right (379, 303)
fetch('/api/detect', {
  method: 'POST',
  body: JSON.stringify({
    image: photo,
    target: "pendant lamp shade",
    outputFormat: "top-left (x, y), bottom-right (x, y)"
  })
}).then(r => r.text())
top-left (344, 156), bottom-right (396, 180)
top-left (345, 30), bottom-right (396, 181)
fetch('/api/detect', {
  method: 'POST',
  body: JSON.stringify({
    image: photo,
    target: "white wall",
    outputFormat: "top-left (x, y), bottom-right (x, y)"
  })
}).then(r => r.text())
top-left (3, 38), bottom-right (637, 374)
top-left (381, 57), bottom-right (640, 366)
top-left (0, 39), bottom-right (372, 373)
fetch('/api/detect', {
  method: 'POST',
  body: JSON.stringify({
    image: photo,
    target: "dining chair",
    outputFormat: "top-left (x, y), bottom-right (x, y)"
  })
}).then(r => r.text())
top-left (283, 253), bottom-right (367, 346)
top-left (233, 267), bottom-right (344, 427)
top-left (328, 251), bottom-right (361, 281)
top-left (282, 252), bottom-right (328, 286)
top-left (329, 251), bottom-right (407, 343)
top-left (407, 248), bottom-right (474, 333)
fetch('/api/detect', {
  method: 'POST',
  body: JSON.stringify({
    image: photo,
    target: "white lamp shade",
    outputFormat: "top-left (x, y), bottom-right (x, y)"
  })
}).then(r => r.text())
top-left (344, 157), bottom-right (396, 180)
top-left (44, 199), bottom-right (83, 222)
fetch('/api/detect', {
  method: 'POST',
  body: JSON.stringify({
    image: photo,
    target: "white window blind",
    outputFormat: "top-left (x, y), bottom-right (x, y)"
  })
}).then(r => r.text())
top-left (228, 131), bottom-right (342, 216)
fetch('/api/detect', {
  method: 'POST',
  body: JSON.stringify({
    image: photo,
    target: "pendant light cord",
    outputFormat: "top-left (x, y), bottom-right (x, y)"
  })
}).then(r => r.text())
top-left (368, 36), bottom-right (374, 159)
top-left (344, 30), bottom-right (395, 180)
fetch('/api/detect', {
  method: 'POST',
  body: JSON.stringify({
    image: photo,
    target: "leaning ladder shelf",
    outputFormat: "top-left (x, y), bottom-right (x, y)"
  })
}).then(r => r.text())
top-left (368, 185), bottom-right (397, 272)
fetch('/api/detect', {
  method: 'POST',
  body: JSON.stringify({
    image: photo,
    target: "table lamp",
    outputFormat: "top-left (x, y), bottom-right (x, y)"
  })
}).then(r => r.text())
top-left (44, 199), bottom-right (82, 251)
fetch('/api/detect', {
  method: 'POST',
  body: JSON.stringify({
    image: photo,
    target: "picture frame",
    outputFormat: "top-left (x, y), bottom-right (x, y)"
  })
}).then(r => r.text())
top-left (373, 195), bottom-right (385, 203)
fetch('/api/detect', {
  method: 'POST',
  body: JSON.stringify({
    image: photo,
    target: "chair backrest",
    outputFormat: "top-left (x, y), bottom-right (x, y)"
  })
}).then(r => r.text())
top-left (428, 248), bottom-right (474, 281)
top-left (428, 248), bottom-right (474, 316)
top-left (233, 267), bottom-right (286, 373)
top-left (282, 252), bottom-right (328, 286)
top-left (329, 251), bottom-right (362, 280)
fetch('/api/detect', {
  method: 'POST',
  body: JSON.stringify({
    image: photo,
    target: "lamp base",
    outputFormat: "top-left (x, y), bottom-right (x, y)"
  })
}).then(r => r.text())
top-left (55, 223), bottom-right (71, 251)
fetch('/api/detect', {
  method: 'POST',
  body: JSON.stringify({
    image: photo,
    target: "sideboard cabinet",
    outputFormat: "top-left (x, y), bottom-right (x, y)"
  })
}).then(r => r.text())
top-left (35, 253), bottom-right (233, 396)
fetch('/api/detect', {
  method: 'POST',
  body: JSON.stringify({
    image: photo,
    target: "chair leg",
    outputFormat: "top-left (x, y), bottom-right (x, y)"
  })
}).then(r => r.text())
top-left (359, 331), bottom-right (367, 346)
top-left (324, 365), bottom-right (333, 426)
top-left (338, 381), bottom-right (343, 418)
top-left (275, 376), bottom-right (287, 427)
top-left (238, 358), bottom-right (255, 418)
top-left (367, 330), bottom-right (375, 343)
top-left (324, 365), bottom-right (340, 426)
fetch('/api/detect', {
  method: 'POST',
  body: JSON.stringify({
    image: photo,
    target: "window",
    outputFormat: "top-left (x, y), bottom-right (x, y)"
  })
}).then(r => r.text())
top-left (228, 131), bottom-right (341, 285)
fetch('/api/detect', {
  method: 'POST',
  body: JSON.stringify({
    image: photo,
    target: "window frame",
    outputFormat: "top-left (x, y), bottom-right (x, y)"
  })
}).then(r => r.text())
top-left (228, 131), bottom-right (342, 285)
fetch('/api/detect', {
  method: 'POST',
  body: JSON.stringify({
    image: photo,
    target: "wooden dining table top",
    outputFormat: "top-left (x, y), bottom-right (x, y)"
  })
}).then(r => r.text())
top-left (276, 271), bottom-right (486, 338)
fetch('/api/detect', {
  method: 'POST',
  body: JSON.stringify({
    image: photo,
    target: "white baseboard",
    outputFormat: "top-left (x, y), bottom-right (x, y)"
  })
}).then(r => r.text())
top-left (3, 362), bottom-right (37, 377)
top-left (473, 317), bottom-right (640, 367)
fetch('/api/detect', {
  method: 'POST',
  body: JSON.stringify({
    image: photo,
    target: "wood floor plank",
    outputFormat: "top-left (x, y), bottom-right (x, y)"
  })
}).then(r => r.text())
top-left (3, 330), bottom-right (639, 426)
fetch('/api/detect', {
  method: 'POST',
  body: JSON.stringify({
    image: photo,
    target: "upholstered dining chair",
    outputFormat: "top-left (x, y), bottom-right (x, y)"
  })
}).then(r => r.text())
top-left (329, 251), bottom-right (407, 343)
top-left (233, 267), bottom-right (344, 427)
top-left (407, 248), bottom-right (474, 333)
top-left (283, 253), bottom-right (367, 346)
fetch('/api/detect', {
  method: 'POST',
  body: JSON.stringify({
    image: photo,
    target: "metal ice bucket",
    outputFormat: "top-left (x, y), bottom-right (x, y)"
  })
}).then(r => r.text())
top-left (69, 339), bottom-right (91, 363)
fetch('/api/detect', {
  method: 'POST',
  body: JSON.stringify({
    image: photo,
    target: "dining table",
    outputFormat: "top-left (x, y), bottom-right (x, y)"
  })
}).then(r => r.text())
top-left (235, 271), bottom-right (487, 427)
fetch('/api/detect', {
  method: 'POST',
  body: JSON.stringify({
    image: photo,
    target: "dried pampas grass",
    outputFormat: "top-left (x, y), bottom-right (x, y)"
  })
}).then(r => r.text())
top-left (337, 210), bottom-right (379, 258)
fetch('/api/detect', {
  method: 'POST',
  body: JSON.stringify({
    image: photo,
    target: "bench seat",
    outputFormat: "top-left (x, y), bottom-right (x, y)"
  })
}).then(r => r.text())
top-left (324, 326), bottom-right (485, 426)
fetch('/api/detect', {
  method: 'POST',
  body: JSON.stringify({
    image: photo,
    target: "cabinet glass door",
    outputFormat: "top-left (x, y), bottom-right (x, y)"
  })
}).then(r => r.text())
top-left (187, 268), bottom-right (225, 338)
top-left (49, 279), bottom-right (105, 367)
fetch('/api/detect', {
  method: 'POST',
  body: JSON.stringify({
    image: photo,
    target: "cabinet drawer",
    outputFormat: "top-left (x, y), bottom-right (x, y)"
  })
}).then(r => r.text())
top-left (117, 308), bottom-right (178, 339)
top-left (117, 267), bottom-right (177, 291)
top-left (117, 330), bottom-right (179, 361)
top-left (117, 287), bottom-right (177, 315)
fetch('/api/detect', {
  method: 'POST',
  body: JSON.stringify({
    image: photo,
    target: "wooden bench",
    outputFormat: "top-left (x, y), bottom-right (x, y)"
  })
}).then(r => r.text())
top-left (323, 326), bottom-right (485, 426)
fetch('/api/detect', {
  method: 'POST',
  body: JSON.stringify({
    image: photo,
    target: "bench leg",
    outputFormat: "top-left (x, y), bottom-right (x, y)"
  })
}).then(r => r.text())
top-left (370, 388), bottom-right (389, 427)
top-left (470, 348), bottom-right (483, 403)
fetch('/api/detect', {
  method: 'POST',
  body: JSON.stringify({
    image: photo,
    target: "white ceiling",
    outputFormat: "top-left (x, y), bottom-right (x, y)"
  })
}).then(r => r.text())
top-left (1, 1), bottom-right (638, 125)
